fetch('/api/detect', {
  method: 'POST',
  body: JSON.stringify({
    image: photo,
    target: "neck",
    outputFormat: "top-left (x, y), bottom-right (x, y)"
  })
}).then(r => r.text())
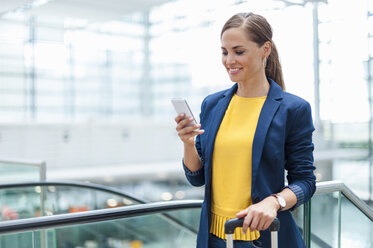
top-left (236, 74), bottom-right (269, 98)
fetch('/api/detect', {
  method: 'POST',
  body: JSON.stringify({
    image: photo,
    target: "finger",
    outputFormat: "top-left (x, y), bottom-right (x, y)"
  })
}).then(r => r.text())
top-left (176, 117), bottom-right (196, 131)
top-left (175, 119), bottom-right (190, 132)
top-left (178, 123), bottom-right (201, 134)
top-left (194, 129), bottom-right (205, 136)
top-left (179, 131), bottom-right (200, 141)
top-left (257, 217), bottom-right (267, 231)
top-left (262, 221), bottom-right (270, 231)
top-left (236, 209), bottom-right (248, 218)
top-left (242, 213), bottom-right (252, 234)
top-left (174, 113), bottom-right (185, 123)
top-left (176, 115), bottom-right (192, 127)
top-left (178, 129), bottom-right (204, 142)
top-left (263, 217), bottom-right (275, 230)
top-left (249, 214), bottom-right (260, 231)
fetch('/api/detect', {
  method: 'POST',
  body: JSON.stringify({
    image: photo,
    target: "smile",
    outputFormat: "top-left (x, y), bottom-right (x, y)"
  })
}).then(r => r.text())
top-left (228, 68), bottom-right (242, 74)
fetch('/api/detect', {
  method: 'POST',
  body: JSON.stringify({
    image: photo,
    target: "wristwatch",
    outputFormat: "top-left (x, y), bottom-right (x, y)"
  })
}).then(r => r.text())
top-left (271, 194), bottom-right (286, 211)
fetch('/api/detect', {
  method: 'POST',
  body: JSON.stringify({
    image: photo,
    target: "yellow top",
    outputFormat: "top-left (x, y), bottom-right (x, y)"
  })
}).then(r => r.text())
top-left (210, 94), bottom-right (266, 240)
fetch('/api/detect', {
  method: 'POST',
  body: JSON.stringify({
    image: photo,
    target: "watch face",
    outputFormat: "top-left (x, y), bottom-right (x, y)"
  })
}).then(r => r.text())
top-left (277, 195), bottom-right (286, 208)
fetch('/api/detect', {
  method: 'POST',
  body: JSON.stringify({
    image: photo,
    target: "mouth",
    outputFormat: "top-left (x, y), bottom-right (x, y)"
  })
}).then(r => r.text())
top-left (228, 68), bottom-right (242, 75)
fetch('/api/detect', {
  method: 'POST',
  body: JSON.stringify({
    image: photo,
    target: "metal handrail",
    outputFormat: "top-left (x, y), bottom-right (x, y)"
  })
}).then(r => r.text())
top-left (0, 158), bottom-right (46, 181)
top-left (0, 180), bottom-right (371, 242)
top-left (0, 158), bottom-right (45, 167)
top-left (0, 200), bottom-right (203, 235)
top-left (314, 180), bottom-right (373, 221)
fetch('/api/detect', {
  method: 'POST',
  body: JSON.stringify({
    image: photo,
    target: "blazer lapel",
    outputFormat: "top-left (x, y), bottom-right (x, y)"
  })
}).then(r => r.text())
top-left (252, 80), bottom-right (283, 187)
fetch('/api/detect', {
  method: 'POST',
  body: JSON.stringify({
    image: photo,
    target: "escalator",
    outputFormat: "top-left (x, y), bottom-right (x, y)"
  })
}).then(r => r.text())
top-left (0, 181), bottom-right (201, 248)
top-left (0, 181), bottom-right (372, 248)
top-left (0, 181), bottom-right (146, 221)
top-left (0, 200), bottom-right (201, 248)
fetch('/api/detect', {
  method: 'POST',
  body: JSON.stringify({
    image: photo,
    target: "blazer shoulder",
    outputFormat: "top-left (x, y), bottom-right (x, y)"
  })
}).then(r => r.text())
top-left (202, 88), bottom-right (230, 108)
top-left (281, 91), bottom-right (311, 110)
top-left (205, 88), bottom-right (229, 101)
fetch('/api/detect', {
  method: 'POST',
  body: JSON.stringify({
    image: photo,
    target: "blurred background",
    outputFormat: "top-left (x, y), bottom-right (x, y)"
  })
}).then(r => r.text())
top-left (0, 0), bottom-right (372, 231)
top-left (0, 0), bottom-right (373, 247)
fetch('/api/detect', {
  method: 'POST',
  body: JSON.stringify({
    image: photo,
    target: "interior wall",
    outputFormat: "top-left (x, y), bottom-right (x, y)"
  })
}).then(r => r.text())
top-left (0, 122), bottom-right (182, 169)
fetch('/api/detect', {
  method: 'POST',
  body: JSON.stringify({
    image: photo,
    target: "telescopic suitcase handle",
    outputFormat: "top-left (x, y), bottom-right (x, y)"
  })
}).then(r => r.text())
top-left (224, 217), bottom-right (280, 248)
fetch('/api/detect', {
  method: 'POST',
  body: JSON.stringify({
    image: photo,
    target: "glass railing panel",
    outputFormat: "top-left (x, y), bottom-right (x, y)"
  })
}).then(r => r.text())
top-left (0, 232), bottom-right (34, 248)
top-left (310, 193), bottom-right (339, 248)
top-left (340, 194), bottom-right (373, 248)
top-left (0, 159), bottom-right (45, 183)
top-left (0, 185), bottom-right (139, 221)
top-left (164, 208), bottom-right (200, 232)
top-left (291, 204), bottom-right (304, 236)
top-left (1, 209), bottom-right (198, 248)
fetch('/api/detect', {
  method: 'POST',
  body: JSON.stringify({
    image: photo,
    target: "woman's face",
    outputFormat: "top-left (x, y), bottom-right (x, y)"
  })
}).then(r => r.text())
top-left (221, 27), bottom-right (266, 84)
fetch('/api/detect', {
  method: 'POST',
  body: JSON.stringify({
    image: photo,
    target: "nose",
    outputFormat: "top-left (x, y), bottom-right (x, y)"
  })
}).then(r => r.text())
top-left (226, 54), bottom-right (236, 66)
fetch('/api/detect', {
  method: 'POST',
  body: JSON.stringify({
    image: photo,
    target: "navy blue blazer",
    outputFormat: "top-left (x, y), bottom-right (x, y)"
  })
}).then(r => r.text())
top-left (183, 79), bottom-right (316, 248)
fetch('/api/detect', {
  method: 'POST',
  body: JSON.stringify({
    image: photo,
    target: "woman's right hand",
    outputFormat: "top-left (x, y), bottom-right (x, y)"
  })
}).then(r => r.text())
top-left (174, 114), bottom-right (204, 146)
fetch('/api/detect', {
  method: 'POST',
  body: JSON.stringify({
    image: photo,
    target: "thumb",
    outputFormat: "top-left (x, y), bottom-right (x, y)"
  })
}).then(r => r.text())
top-left (236, 209), bottom-right (248, 218)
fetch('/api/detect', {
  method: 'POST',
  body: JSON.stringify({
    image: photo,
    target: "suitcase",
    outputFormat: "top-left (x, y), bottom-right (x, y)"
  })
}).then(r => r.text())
top-left (224, 217), bottom-right (280, 248)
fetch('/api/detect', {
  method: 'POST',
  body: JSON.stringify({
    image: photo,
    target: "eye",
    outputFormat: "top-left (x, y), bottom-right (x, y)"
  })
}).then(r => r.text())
top-left (222, 51), bottom-right (228, 56)
top-left (236, 50), bottom-right (245, 55)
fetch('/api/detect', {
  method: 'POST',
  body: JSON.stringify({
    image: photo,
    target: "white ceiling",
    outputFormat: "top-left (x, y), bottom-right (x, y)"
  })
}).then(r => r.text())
top-left (0, 0), bottom-right (174, 22)
top-left (0, 0), bottom-right (32, 14)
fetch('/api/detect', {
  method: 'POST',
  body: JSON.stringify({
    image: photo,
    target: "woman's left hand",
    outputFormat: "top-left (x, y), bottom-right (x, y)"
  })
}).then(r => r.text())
top-left (236, 196), bottom-right (279, 233)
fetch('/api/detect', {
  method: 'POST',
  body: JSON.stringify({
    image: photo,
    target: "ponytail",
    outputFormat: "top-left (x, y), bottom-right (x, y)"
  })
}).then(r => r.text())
top-left (266, 42), bottom-right (284, 90)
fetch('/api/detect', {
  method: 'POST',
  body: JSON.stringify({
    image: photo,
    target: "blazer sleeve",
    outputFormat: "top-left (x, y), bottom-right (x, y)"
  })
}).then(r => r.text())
top-left (182, 98), bottom-right (206, 187)
top-left (285, 100), bottom-right (316, 209)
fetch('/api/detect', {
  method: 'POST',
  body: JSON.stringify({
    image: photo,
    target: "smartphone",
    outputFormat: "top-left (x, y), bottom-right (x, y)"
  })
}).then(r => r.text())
top-left (171, 98), bottom-right (198, 127)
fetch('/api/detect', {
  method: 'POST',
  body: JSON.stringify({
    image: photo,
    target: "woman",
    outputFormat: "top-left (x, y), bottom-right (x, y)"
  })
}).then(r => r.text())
top-left (175, 13), bottom-right (316, 248)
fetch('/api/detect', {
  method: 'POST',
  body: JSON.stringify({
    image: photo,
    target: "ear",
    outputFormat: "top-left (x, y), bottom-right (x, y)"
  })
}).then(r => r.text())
top-left (262, 41), bottom-right (272, 58)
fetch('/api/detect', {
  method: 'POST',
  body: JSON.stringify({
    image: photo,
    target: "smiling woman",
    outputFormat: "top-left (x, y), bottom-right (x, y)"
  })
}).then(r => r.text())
top-left (174, 12), bottom-right (316, 248)
top-left (220, 13), bottom-right (284, 94)
top-left (221, 27), bottom-right (271, 97)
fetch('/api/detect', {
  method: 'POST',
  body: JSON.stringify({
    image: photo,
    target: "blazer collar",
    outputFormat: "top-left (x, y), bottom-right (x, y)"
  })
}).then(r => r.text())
top-left (266, 78), bottom-right (283, 100)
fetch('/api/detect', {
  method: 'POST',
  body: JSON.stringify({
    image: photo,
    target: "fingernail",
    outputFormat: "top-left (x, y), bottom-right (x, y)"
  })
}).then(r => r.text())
top-left (189, 117), bottom-right (194, 120)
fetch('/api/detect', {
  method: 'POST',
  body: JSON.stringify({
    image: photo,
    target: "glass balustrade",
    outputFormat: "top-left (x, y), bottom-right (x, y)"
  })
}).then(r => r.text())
top-left (0, 184), bottom-right (140, 222)
top-left (304, 182), bottom-right (373, 248)
top-left (291, 204), bottom-right (304, 235)
top-left (0, 208), bottom-right (201, 248)
top-left (0, 181), bottom-right (372, 248)
top-left (309, 193), bottom-right (339, 248)
top-left (0, 231), bottom-right (34, 248)
top-left (165, 208), bottom-right (200, 232)
top-left (340, 195), bottom-right (373, 248)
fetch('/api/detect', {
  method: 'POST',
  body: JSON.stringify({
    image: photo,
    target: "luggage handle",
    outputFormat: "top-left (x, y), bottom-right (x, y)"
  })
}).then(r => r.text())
top-left (224, 217), bottom-right (280, 234)
top-left (224, 217), bottom-right (280, 248)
